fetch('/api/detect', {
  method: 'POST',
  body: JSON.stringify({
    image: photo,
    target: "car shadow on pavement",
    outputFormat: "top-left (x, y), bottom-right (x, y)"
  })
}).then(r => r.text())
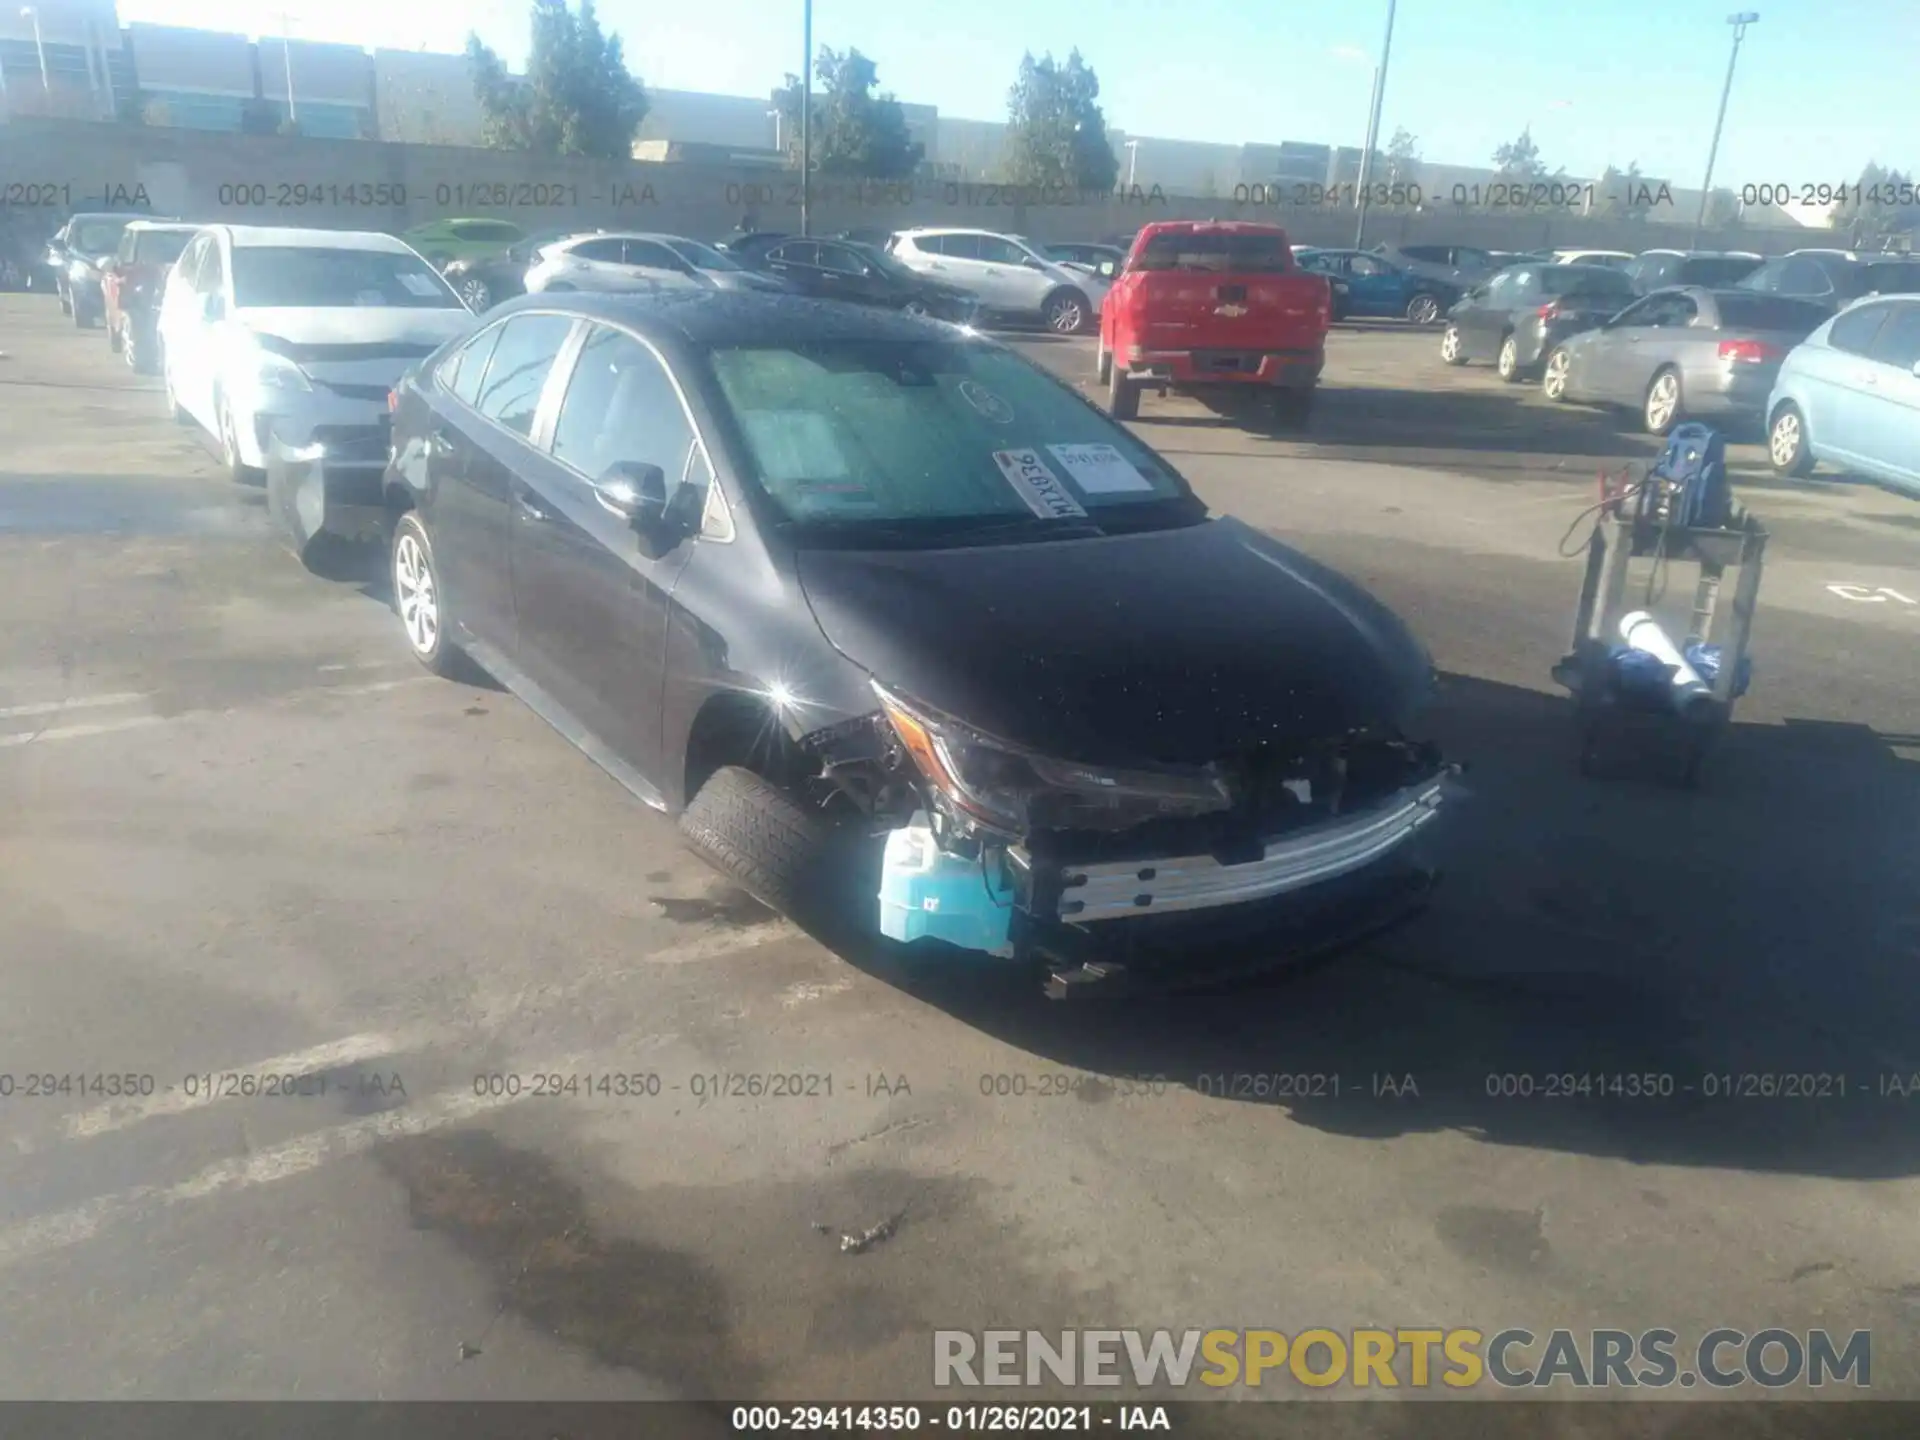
top-left (837, 670), bottom-right (1920, 1181)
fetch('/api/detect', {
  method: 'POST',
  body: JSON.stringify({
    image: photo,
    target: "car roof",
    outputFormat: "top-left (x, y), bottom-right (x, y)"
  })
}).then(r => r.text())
top-left (1135, 219), bottom-right (1286, 235)
top-left (485, 288), bottom-right (981, 349)
top-left (208, 225), bottom-right (417, 253)
top-left (896, 227), bottom-right (1017, 239)
top-left (124, 220), bottom-right (198, 233)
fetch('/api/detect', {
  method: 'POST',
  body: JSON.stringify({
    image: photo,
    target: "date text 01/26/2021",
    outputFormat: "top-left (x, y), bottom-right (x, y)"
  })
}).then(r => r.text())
top-left (729, 1405), bottom-right (1172, 1433)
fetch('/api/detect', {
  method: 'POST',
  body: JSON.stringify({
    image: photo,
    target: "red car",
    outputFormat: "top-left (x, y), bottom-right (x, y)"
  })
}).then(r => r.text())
top-left (103, 221), bottom-right (198, 373)
top-left (1097, 220), bottom-right (1332, 426)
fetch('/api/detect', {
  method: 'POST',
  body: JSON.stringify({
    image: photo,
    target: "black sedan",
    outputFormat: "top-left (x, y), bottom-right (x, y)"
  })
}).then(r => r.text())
top-left (440, 228), bottom-right (598, 312)
top-left (1735, 250), bottom-right (1920, 312)
top-left (1439, 263), bottom-right (1639, 381)
top-left (744, 237), bottom-right (977, 321)
top-left (50, 212), bottom-right (156, 327)
top-left (378, 292), bottom-right (1450, 995)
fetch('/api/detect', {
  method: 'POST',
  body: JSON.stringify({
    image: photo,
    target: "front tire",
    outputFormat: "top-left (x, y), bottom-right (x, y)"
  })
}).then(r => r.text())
top-left (1440, 324), bottom-right (1466, 365)
top-left (1043, 288), bottom-right (1091, 335)
top-left (216, 392), bottom-right (263, 485)
top-left (391, 512), bottom-right (463, 677)
top-left (1406, 292), bottom-right (1442, 325)
top-left (1643, 367), bottom-right (1683, 436)
top-left (680, 765), bottom-right (834, 923)
top-left (1496, 333), bottom-right (1524, 383)
top-left (1768, 402), bottom-right (1815, 478)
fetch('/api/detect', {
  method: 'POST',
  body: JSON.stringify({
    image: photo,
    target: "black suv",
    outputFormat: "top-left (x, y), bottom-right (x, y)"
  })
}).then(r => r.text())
top-left (376, 291), bottom-right (1449, 994)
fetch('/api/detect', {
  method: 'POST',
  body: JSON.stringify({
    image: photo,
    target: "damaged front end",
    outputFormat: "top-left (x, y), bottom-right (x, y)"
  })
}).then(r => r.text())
top-left (803, 681), bottom-right (1456, 997)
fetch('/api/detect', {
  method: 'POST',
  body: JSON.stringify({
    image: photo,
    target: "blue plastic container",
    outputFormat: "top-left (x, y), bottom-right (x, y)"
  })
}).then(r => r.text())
top-left (877, 815), bottom-right (1016, 957)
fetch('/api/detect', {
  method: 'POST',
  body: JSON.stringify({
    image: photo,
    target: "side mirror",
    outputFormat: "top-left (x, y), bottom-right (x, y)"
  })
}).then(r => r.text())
top-left (592, 461), bottom-right (668, 527)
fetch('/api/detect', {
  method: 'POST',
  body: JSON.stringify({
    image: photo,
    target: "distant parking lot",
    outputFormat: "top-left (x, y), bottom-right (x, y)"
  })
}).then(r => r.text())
top-left (4, 290), bottom-right (1920, 1421)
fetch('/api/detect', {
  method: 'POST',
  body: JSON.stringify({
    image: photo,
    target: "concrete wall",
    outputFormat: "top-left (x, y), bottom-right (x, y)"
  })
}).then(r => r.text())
top-left (0, 119), bottom-right (1812, 258)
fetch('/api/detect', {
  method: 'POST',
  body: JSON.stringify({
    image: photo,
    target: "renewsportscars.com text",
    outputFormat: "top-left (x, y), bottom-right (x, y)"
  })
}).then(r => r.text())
top-left (933, 1328), bottom-right (1871, 1391)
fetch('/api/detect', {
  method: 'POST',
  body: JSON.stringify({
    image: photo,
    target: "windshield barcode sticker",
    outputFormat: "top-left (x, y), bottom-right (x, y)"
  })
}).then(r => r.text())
top-left (992, 449), bottom-right (1088, 519)
top-left (1047, 442), bottom-right (1155, 494)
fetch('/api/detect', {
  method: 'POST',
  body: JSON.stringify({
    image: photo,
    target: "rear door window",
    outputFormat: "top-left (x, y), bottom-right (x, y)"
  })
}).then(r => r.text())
top-left (623, 239), bottom-right (688, 271)
top-left (1133, 230), bottom-right (1291, 273)
top-left (770, 241), bottom-right (820, 267)
top-left (940, 234), bottom-right (984, 260)
top-left (1678, 256), bottom-right (1761, 287)
top-left (1864, 303), bottom-right (1920, 369)
top-left (568, 238), bottom-right (626, 263)
top-left (1827, 303), bottom-right (1893, 357)
top-left (1779, 257), bottom-right (1834, 297)
top-left (975, 236), bottom-right (1027, 266)
top-left (473, 313), bottom-right (577, 437)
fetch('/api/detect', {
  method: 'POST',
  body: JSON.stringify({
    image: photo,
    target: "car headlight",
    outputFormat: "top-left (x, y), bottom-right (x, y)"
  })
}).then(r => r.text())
top-left (253, 349), bottom-right (312, 392)
top-left (873, 682), bottom-right (1233, 835)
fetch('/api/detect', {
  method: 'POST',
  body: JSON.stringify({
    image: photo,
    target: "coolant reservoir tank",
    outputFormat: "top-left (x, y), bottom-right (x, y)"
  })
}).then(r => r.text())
top-left (877, 813), bottom-right (1016, 957)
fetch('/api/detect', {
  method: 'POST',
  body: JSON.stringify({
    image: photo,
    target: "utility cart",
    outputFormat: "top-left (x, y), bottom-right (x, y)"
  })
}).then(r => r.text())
top-left (1551, 437), bottom-right (1768, 788)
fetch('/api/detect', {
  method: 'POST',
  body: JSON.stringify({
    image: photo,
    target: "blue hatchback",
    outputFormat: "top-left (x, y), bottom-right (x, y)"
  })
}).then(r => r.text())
top-left (1295, 247), bottom-right (1460, 325)
top-left (1766, 295), bottom-right (1920, 495)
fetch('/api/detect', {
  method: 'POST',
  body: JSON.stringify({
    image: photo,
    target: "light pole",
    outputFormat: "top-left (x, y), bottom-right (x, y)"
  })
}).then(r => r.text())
top-left (799, 0), bottom-right (812, 236)
top-left (1692, 11), bottom-right (1758, 247)
top-left (21, 7), bottom-right (50, 98)
top-left (1352, 0), bottom-right (1398, 248)
top-left (280, 12), bottom-right (298, 127)
top-left (768, 107), bottom-right (782, 156)
top-left (1124, 139), bottom-right (1139, 187)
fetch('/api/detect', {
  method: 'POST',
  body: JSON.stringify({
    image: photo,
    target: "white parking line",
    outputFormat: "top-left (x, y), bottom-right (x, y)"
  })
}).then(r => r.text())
top-left (61, 1030), bottom-right (431, 1142)
top-left (0, 714), bottom-right (171, 748)
top-left (0, 1059), bottom-right (591, 1271)
top-left (0, 692), bottom-right (150, 720)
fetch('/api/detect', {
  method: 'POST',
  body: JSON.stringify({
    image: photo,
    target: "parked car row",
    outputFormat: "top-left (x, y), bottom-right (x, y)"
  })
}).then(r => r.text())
top-left (1433, 251), bottom-right (1920, 494)
top-left (34, 214), bottom-right (1449, 997)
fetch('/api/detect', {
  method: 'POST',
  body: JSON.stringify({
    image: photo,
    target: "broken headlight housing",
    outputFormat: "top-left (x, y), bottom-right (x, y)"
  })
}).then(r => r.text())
top-left (873, 682), bottom-right (1233, 836)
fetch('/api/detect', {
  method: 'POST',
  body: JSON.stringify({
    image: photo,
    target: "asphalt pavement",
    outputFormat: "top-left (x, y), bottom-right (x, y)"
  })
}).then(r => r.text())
top-left (2, 297), bottom-right (1918, 1431)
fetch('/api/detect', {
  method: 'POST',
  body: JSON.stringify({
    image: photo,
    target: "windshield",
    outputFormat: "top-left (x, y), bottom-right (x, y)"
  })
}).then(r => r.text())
top-left (71, 220), bottom-right (132, 256)
top-left (705, 339), bottom-right (1195, 540)
top-left (133, 230), bottom-right (194, 266)
top-left (664, 239), bottom-right (744, 272)
top-left (1133, 230), bottom-right (1292, 274)
top-left (1675, 257), bottom-right (1761, 286)
top-left (230, 247), bottom-right (465, 309)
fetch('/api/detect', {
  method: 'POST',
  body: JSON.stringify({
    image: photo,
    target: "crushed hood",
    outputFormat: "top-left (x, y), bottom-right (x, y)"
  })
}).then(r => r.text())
top-left (796, 515), bottom-right (1434, 768)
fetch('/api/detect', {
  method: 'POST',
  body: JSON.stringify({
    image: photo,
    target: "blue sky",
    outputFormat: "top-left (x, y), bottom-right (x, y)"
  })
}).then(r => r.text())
top-left (122, 0), bottom-right (1913, 185)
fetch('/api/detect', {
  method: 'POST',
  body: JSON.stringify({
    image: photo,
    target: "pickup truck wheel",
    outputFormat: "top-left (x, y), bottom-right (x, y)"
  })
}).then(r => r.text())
top-left (1095, 341), bottom-right (1112, 384)
top-left (1406, 292), bottom-right (1442, 325)
top-left (1105, 360), bottom-right (1140, 420)
top-left (680, 765), bottom-right (834, 924)
top-left (1044, 288), bottom-right (1091, 334)
top-left (1440, 324), bottom-right (1466, 365)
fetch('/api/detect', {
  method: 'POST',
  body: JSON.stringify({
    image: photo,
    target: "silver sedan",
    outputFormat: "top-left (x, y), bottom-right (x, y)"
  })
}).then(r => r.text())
top-left (1540, 287), bottom-right (1830, 435)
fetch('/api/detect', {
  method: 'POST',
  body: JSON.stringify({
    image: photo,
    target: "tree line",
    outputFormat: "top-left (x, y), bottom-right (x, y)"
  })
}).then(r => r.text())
top-left (461, 0), bottom-right (1121, 190)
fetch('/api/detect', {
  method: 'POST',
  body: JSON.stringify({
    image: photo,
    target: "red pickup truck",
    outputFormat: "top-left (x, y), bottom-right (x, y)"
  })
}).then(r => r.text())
top-left (1097, 220), bottom-right (1332, 426)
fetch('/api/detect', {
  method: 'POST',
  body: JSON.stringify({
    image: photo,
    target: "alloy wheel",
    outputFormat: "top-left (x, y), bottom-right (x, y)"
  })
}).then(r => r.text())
top-left (1543, 349), bottom-right (1571, 401)
top-left (459, 278), bottom-right (491, 310)
top-left (1770, 411), bottom-right (1802, 469)
top-left (1440, 326), bottom-right (1461, 363)
top-left (1408, 293), bottom-right (1440, 325)
top-left (1497, 336), bottom-right (1518, 379)
top-left (1645, 372), bottom-right (1680, 433)
top-left (394, 532), bottom-right (439, 657)
top-left (1047, 295), bottom-right (1086, 334)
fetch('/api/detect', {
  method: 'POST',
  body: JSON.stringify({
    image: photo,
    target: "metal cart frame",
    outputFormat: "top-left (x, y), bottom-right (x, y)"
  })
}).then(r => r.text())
top-left (1550, 506), bottom-right (1768, 787)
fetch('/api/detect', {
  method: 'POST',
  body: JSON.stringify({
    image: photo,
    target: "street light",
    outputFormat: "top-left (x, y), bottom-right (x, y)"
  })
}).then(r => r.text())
top-left (1352, 0), bottom-right (1399, 248)
top-left (767, 107), bottom-right (782, 155)
top-left (1124, 139), bottom-right (1139, 187)
top-left (1692, 11), bottom-right (1759, 246)
top-left (21, 6), bottom-right (50, 97)
top-left (280, 12), bottom-right (298, 127)
top-left (799, 0), bottom-right (813, 236)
